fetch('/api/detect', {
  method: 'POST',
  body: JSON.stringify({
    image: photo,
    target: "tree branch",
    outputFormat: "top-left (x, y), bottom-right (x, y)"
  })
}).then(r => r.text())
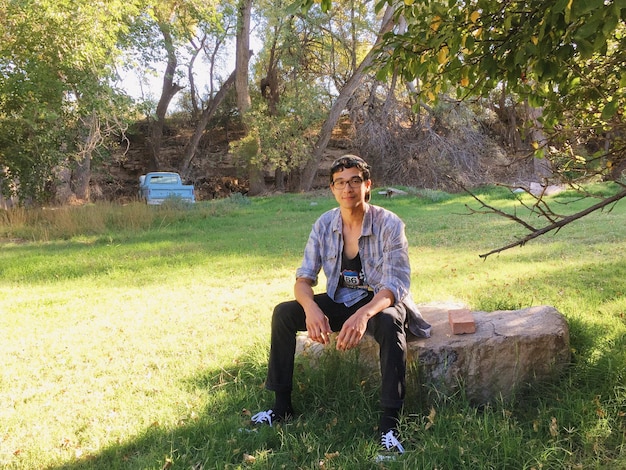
top-left (457, 181), bottom-right (538, 232)
top-left (477, 188), bottom-right (626, 259)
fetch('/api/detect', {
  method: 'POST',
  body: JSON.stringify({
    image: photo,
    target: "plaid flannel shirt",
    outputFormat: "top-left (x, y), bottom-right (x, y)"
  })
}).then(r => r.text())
top-left (295, 204), bottom-right (431, 338)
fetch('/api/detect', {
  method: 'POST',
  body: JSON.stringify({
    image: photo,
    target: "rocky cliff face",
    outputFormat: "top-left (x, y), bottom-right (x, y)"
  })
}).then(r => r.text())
top-left (92, 120), bottom-right (247, 202)
top-left (92, 119), bottom-right (348, 202)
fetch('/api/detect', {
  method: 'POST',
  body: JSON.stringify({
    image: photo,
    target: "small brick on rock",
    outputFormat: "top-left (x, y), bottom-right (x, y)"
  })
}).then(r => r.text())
top-left (448, 308), bottom-right (476, 335)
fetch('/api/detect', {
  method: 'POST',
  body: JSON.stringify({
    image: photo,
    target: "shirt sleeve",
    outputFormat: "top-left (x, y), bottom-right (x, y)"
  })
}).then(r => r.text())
top-left (381, 220), bottom-right (412, 304)
top-left (295, 220), bottom-right (323, 286)
top-left (366, 210), bottom-right (411, 304)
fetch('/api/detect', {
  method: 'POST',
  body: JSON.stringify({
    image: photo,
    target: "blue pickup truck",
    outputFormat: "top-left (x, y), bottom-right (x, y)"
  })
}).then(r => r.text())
top-left (138, 172), bottom-right (195, 205)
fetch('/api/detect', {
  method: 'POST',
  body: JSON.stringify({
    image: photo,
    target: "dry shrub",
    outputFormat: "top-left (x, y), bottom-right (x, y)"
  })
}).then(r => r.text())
top-left (350, 89), bottom-right (528, 190)
top-left (101, 202), bottom-right (157, 232)
top-left (0, 206), bottom-right (27, 229)
top-left (0, 202), bottom-right (160, 241)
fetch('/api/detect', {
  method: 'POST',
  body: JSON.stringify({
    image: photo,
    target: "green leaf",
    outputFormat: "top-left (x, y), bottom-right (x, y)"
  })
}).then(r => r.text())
top-left (601, 100), bottom-right (619, 120)
top-left (534, 59), bottom-right (545, 79)
top-left (574, 38), bottom-right (594, 58)
top-left (592, 34), bottom-right (608, 54)
top-left (374, 0), bottom-right (388, 14)
top-left (574, 17), bottom-right (602, 40)
top-left (602, 13), bottom-right (619, 36)
top-left (503, 14), bottom-right (512, 31)
top-left (553, 0), bottom-right (569, 13)
top-left (286, 0), bottom-right (308, 15)
top-left (534, 147), bottom-right (546, 160)
top-left (375, 65), bottom-right (390, 82)
top-left (528, 93), bottom-right (545, 108)
top-left (555, 44), bottom-right (575, 62)
top-left (514, 48), bottom-right (527, 66)
top-left (482, 54), bottom-right (498, 76)
top-left (565, 0), bottom-right (573, 23)
top-left (572, 0), bottom-right (605, 16)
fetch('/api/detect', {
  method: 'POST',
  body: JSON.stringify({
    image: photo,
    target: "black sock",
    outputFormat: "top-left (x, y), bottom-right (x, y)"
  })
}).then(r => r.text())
top-left (379, 407), bottom-right (400, 434)
top-left (273, 391), bottom-right (293, 417)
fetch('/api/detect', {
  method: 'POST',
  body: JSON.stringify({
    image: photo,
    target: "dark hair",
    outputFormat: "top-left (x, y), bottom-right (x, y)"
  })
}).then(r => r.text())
top-left (329, 154), bottom-right (372, 201)
top-left (330, 155), bottom-right (371, 182)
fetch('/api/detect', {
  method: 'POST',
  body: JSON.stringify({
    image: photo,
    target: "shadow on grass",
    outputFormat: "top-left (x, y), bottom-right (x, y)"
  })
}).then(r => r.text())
top-left (0, 225), bottom-right (302, 286)
top-left (47, 347), bottom-right (388, 470)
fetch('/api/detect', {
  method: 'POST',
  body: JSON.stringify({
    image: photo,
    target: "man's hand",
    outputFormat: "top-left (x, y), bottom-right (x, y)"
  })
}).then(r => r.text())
top-left (295, 277), bottom-right (332, 345)
top-left (336, 289), bottom-right (394, 351)
top-left (305, 305), bottom-right (332, 345)
top-left (336, 311), bottom-right (368, 351)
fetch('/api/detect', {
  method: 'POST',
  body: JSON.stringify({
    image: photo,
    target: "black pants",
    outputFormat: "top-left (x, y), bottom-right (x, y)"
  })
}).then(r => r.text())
top-left (265, 292), bottom-right (408, 409)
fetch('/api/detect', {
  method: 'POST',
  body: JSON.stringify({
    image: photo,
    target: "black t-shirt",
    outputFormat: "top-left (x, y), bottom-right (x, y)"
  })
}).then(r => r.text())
top-left (339, 252), bottom-right (368, 289)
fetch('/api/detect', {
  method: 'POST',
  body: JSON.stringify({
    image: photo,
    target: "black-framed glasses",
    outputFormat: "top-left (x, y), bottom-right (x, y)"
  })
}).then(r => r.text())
top-left (331, 176), bottom-right (364, 190)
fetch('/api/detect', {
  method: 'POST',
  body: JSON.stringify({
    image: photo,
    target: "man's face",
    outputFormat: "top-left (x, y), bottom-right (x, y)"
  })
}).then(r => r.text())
top-left (330, 166), bottom-right (371, 209)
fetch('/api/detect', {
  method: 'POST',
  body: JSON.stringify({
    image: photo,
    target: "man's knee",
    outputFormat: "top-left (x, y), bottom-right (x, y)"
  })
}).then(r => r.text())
top-left (272, 301), bottom-right (304, 330)
top-left (368, 307), bottom-right (405, 342)
top-left (273, 301), bottom-right (292, 316)
top-left (380, 307), bottom-right (405, 329)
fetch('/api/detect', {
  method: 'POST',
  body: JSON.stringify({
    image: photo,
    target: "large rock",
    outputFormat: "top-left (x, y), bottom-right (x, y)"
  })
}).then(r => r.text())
top-left (295, 304), bottom-right (571, 404)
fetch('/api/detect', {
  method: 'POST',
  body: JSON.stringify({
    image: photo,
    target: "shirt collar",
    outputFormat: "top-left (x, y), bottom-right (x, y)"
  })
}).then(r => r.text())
top-left (331, 203), bottom-right (372, 236)
top-left (361, 203), bottom-right (373, 237)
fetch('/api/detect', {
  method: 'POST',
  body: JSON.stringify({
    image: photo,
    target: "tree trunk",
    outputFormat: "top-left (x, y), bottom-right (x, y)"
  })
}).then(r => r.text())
top-left (525, 103), bottom-right (553, 181)
top-left (180, 70), bottom-right (237, 179)
top-left (299, 5), bottom-right (395, 191)
top-left (54, 163), bottom-right (74, 204)
top-left (236, 0), bottom-right (252, 115)
top-left (261, 21), bottom-right (284, 190)
top-left (73, 113), bottom-right (98, 201)
top-left (74, 152), bottom-right (91, 200)
top-left (236, 0), bottom-right (266, 195)
top-left (187, 35), bottom-right (206, 121)
top-left (54, 114), bottom-right (95, 204)
top-left (148, 25), bottom-right (184, 171)
top-left (262, 23), bottom-right (282, 116)
top-left (0, 173), bottom-right (18, 209)
top-left (275, 167), bottom-right (285, 191)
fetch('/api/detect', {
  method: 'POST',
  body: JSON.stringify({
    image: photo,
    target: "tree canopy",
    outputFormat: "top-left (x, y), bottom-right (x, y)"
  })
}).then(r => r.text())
top-left (365, 0), bottom-right (626, 254)
top-left (1, 0), bottom-right (625, 247)
top-left (373, 0), bottom-right (626, 144)
top-left (0, 0), bottom-right (139, 201)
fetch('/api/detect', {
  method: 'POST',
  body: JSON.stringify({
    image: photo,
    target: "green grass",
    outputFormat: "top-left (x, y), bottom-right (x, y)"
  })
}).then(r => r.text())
top-left (1, 186), bottom-right (625, 469)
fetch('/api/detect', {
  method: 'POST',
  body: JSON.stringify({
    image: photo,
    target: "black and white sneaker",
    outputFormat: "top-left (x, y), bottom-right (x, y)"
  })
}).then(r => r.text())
top-left (250, 409), bottom-right (292, 427)
top-left (379, 429), bottom-right (405, 454)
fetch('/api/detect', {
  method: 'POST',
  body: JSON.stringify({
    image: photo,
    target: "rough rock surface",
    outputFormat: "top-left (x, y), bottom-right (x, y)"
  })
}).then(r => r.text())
top-left (295, 303), bottom-right (571, 404)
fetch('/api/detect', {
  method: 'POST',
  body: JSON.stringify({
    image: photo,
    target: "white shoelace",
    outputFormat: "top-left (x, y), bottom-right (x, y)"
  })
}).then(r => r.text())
top-left (251, 409), bottom-right (275, 426)
top-left (380, 430), bottom-right (405, 454)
